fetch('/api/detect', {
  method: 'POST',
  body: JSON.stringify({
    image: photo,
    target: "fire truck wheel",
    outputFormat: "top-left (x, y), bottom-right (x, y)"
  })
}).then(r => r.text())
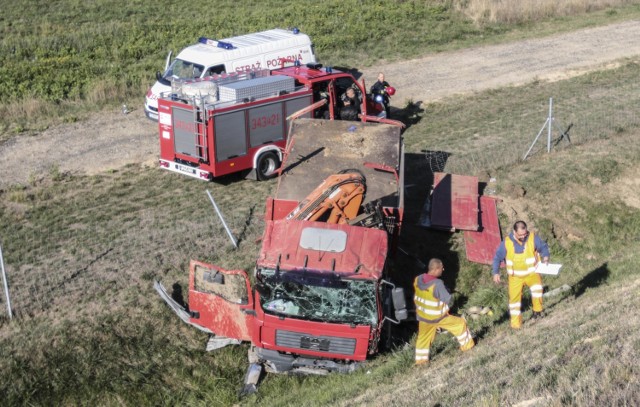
top-left (256, 151), bottom-right (280, 181)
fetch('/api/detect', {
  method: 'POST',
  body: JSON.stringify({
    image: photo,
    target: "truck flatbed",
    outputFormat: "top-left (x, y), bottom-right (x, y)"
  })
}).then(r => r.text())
top-left (277, 119), bottom-right (403, 209)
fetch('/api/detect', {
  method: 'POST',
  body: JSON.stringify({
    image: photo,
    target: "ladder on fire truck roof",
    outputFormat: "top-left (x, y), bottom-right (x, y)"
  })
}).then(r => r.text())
top-left (194, 97), bottom-right (208, 163)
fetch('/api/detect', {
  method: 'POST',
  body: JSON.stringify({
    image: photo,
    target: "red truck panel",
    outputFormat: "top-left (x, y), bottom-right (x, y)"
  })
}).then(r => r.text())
top-left (463, 196), bottom-right (502, 265)
top-left (430, 172), bottom-right (479, 231)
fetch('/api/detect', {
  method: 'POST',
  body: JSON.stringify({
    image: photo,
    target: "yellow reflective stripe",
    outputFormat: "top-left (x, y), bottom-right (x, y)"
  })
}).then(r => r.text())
top-left (530, 284), bottom-right (543, 291)
top-left (509, 302), bottom-right (522, 308)
top-left (512, 269), bottom-right (533, 276)
top-left (415, 355), bottom-right (429, 361)
top-left (415, 349), bottom-right (430, 355)
top-left (457, 331), bottom-right (472, 346)
top-left (510, 310), bottom-right (521, 316)
top-left (414, 296), bottom-right (442, 307)
top-left (525, 257), bottom-right (536, 265)
top-left (416, 305), bottom-right (446, 316)
top-left (456, 331), bottom-right (469, 341)
top-left (506, 260), bottom-right (514, 266)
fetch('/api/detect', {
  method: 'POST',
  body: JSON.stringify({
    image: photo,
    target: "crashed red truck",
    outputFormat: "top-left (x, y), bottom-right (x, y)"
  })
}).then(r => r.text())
top-left (155, 118), bottom-right (407, 393)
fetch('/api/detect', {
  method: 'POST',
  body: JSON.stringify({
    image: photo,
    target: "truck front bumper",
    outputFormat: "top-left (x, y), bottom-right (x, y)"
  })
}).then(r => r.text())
top-left (255, 347), bottom-right (364, 375)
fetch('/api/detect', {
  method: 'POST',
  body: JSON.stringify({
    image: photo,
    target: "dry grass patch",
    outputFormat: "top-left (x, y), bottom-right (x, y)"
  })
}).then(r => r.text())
top-left (455, 0), bottom-right (639, 25)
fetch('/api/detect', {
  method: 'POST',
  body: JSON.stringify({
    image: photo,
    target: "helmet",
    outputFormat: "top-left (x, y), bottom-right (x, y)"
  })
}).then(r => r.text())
top-left (374, 94), bottom-right (385, 104)
top-left (385, 86), bottom-right (396, 96)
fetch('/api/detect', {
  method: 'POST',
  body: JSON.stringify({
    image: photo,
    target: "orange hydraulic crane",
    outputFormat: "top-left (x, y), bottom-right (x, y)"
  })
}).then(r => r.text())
top-left (285, 170), bottom-right (366, 224)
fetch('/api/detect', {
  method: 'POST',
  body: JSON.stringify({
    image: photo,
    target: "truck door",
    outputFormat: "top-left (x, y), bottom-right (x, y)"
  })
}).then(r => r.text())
top-left (311, 80), bottom-right (337, 120)
top-left (188, 260), bottom-right (254, 341)
top-left (334, 76), bottom-right (363, 116)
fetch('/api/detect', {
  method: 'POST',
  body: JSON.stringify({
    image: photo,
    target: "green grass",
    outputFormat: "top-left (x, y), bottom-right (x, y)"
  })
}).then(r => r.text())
top-left (1, 59), bottom-right (640, 405)
top-left (3, 1), bottom-right (640, 136)
top-left (2, 3), bottom-right (640, 404)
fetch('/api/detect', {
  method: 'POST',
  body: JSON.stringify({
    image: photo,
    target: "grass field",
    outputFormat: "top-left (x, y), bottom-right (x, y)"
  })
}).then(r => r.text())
top-left (2, 0), bottom-right (640, 136)
top-left (2, 57), bottom-right (640, 406)
top-left (2, 1), bottom-right (640, 406)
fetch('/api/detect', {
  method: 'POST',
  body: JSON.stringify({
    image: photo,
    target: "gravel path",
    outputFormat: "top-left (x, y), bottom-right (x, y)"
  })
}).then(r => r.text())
top-left (2, 20), bottom-right (640, 188)
top-left (362, 19), bottom-right (640, 104)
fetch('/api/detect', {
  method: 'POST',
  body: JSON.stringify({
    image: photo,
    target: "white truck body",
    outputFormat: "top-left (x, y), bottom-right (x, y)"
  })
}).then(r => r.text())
top-left (145, 28), bottom-right (316, 120)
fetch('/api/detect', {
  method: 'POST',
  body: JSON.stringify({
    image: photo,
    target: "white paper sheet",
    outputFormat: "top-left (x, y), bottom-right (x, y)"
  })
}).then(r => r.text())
top-left (535, 263), bottom-right (562, 275)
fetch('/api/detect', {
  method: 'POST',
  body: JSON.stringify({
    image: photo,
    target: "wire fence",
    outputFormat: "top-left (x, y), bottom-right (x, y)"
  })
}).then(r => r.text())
top-left (423, 76), bottom-right (640, 175)
top-left (0, 196), bottom-right (267, 320)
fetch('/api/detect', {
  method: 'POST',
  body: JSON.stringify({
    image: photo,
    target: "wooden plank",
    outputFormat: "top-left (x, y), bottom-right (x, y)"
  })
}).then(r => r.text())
top-left (429, 172), bottom-right (479, 231)
top-left (464, 196), bottom-right (502, 265)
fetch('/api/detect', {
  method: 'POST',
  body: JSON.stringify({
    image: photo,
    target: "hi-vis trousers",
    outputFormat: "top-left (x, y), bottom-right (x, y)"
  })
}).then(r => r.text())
top-left (415, 315), bottom-right (474, 364)
top-left (508, 272), bottom-right (543, 329)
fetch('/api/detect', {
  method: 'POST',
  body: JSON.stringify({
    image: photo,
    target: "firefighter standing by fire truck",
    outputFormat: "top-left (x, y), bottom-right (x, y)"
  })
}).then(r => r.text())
top-left (492, 220), bottom-right (550, 329)
top-left (370, 72), bottom-right (394, 118)
top-left (414, 258), bottom-right (475, 365)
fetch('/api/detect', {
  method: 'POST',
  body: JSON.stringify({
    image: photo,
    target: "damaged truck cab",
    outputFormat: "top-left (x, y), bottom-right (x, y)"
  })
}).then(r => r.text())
top-left (185, 217), bottom-right (404, 376)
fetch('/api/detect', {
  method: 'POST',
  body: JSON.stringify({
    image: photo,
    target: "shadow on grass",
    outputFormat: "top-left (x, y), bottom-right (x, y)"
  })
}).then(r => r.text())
top-left (573, 262), bottom-right (610, 298)
top-left (171, 282), bottom-right (186, 308)
top-left (381, 151), bottom-right (460, 351)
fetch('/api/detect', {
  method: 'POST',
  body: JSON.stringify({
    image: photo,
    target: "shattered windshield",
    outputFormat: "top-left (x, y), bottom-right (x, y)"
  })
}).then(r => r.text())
top-left (258, 268), bottom-right (378, 325)
top-left (164, 59), bottom-right (205, 80)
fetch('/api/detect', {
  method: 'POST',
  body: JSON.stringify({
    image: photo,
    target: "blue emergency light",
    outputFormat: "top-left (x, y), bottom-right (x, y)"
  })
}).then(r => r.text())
top-left (292, 27), bottom-right (300, 34)
top-left (198, 37), bottom-right (236, 49)
top-left (217, 41), bottom-right (235, 50)
top-left (326, 66), bottom-right (332, 73)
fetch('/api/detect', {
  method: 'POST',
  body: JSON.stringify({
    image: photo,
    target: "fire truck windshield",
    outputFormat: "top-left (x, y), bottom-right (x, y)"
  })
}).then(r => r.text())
top-left (258, 269), bottom-right (377, 325)
top-left (164, 59), bottom-right (205, 80)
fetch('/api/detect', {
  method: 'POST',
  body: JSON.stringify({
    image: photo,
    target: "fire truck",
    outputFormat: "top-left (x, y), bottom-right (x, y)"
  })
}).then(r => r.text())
top-left (156, 64), bottom-right (400, 181)
top-left (155, 118), bottom-right (406, 393)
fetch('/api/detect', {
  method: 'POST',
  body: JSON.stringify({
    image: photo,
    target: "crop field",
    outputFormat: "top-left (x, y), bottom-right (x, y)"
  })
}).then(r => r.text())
top-left (1, 1), bottom-right (640, 406)
top-left (2, 0), bottom-right (640, 136)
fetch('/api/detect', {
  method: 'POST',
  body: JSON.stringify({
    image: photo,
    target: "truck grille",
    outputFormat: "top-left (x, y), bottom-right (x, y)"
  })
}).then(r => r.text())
top-left (275, 330), bottom-right (356, 355)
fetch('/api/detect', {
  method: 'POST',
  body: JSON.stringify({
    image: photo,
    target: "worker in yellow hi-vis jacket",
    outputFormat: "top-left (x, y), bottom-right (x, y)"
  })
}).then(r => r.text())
top-left (414, 258), bottom-right (474, 365)
top-left (492, 220), bottom-right (550, 329)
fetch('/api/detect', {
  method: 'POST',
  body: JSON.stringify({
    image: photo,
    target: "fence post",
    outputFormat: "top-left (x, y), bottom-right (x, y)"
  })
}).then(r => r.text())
top-left (0, 243), bottom-right (13, 320)
top-left (206, 190), bottom-right (238, 249)
top-left (547, 97), bottom-right (553, 153)
top-left (524, 97), bottom-right (556, 160)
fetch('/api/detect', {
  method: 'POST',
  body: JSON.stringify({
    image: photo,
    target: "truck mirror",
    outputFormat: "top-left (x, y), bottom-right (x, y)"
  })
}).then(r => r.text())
top-left (394, 308), bottom-right (408, 321)
top-left (391, 287), bottom-right (406, 311)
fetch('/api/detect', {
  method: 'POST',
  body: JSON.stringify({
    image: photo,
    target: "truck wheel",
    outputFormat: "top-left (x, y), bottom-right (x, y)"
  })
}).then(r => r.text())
top-left (256, 151), bottom-right (280, 181)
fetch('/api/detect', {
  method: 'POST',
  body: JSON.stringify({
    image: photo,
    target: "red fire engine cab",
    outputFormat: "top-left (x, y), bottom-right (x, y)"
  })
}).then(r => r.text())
top-left (156, 64), bottom-right (396, 181)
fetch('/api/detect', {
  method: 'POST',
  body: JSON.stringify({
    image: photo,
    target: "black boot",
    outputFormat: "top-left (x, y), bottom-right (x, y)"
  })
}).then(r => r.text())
top-left (532, 311), bottom-right (544, 320)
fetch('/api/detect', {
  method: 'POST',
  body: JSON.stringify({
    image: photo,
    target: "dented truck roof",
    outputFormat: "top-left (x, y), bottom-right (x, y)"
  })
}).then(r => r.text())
top-left (258, 219), bottom-right (388, 280)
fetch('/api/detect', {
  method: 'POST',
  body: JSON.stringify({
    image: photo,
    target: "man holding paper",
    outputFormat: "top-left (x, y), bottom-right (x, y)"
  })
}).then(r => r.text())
top-left (492, 221), bottom-right (550, 329)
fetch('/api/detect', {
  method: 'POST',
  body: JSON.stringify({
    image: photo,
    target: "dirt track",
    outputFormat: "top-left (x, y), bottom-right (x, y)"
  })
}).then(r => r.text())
top-left (2, 20), bottom-right (640, 188)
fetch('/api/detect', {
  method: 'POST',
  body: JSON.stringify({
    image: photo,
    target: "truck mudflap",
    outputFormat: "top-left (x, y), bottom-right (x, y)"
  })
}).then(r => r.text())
top-left (154, 280), bottom-right (243, 350)
top-left (255, 347), bottom-right (364, 374)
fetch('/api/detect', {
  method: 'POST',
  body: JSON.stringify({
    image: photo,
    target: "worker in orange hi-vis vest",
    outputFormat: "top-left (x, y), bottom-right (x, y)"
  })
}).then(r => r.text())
top-left (492, 220), bottom-right (550, 329)
top-left (413, 258), bottom-right (475, 365)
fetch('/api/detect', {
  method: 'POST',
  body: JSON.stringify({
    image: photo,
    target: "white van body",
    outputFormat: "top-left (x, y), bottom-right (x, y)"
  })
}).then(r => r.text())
top-left (144, 28), bottom-right (316, 120)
